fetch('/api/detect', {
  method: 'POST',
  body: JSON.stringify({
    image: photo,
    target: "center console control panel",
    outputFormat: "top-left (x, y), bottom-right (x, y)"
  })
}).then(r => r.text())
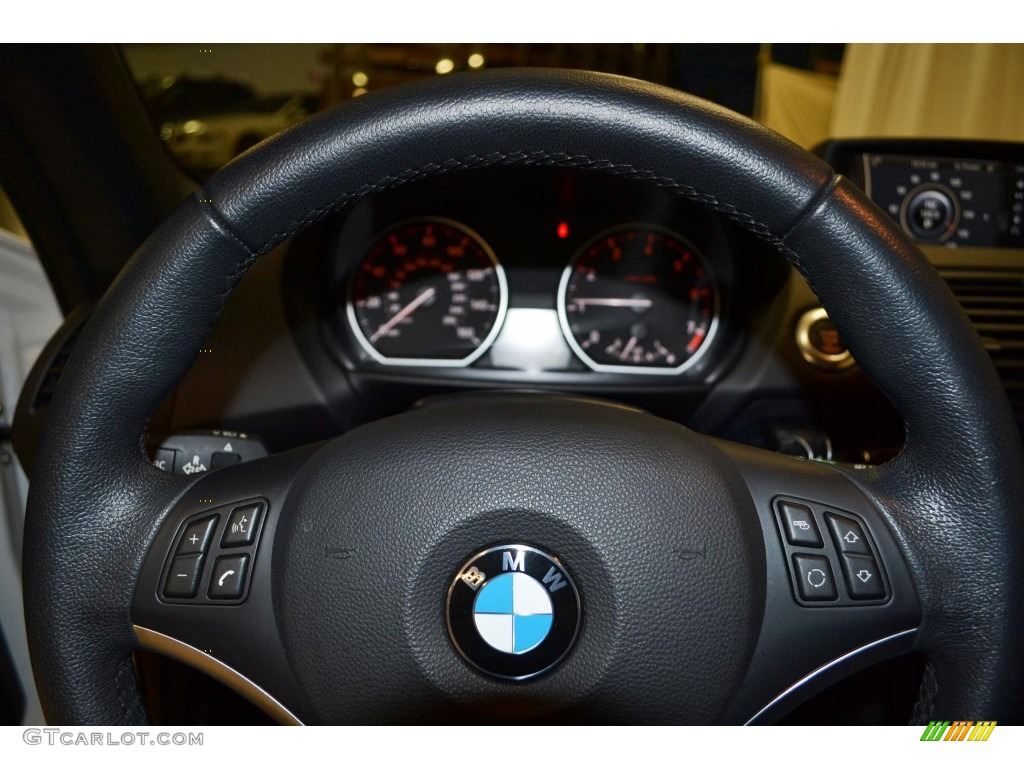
top-left (863, 153), bottom-right (1024, 248)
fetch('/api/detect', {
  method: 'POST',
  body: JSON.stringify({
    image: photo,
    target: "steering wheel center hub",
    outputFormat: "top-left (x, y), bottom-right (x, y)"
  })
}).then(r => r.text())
top-left (272, 395), bottom-right (765, 723)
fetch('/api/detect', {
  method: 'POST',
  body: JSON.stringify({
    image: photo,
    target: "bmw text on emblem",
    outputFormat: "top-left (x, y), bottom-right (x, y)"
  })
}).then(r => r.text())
top-left (446, 545), bottom-right (581, 680)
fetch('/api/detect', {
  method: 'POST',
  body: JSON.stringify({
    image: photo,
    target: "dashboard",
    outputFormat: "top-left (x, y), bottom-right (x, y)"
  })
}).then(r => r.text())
top-left (819, 139), bottom-right (1024, 418)
top-left (150, 148), bottom-right (1020, 469)
top-left (18, 141), bottom-right (1022, 482)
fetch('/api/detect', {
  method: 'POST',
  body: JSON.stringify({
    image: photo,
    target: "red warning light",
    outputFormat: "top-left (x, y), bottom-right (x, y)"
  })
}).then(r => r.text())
top-left (557, 222), bottom-right (570, 239)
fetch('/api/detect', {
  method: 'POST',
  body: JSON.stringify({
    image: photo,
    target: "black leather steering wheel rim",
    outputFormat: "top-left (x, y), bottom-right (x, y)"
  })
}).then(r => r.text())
top-left (24, 68), bottom-right (1024, 724)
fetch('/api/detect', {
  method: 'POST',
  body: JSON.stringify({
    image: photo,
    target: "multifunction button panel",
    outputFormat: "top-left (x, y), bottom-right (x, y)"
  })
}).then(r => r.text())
top-left (160, 498), bottom-right (266, 605)
top-left (774, 497), bottom-right (889, 607)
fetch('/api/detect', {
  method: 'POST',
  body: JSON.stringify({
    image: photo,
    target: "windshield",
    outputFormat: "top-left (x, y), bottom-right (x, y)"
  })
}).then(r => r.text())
top-left (121, 43), bottom-right (1024, 179)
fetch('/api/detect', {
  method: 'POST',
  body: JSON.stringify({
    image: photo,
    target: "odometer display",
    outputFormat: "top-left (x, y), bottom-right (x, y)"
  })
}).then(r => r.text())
top-left (558, 225), bottom-right (718, 375)
top-left (347, 219), bottom-right (507, 366)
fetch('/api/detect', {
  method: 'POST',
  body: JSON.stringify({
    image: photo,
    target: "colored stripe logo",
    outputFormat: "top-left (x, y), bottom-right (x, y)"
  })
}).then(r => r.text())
top-left (920, 721), bottom-right (997, 741)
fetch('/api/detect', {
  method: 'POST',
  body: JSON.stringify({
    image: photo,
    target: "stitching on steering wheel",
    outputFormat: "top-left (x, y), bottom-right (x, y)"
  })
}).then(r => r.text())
top-left (212, 150), bottom-right (817, 262)
top-left (203, 202), bottom-right (256, 257)
top-left (199, 150), bottom-right (836, 329)
top-left (115, 659), bottom-right (142, 721)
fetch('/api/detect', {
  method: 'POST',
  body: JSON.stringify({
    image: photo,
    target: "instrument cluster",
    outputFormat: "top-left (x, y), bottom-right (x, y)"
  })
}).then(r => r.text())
top-left (345, 216), bottom-right (719, 376)
top-left (321, 167), bottom-right (770, 384)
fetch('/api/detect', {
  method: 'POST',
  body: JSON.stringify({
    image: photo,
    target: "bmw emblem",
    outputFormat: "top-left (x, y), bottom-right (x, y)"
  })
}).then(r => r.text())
top-left (446, 545), bottom-right (581, 680)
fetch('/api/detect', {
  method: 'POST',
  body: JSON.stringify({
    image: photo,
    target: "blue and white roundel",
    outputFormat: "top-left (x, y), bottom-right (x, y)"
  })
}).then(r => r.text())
top-left (473, 572), bottom-right (554, 654)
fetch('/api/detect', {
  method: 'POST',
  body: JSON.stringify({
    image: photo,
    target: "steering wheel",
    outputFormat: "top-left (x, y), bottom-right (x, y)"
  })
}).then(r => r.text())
top-left (24, 69), bottom-right (1024, 725)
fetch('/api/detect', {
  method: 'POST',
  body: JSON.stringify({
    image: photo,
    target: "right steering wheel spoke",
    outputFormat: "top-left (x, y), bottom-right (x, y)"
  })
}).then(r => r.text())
top-left (714, 439), bottom-right (922, 724)
top-left (131, 445), bottom-right (319, 725)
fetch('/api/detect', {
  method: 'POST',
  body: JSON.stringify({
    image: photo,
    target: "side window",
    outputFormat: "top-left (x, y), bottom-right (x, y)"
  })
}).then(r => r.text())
top-left (0, 181), bottom-right (62, 436)
top-left (0, 182), bottom-right (55, 727)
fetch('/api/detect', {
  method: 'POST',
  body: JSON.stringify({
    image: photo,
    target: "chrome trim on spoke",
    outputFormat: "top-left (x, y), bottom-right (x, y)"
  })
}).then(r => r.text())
top-left (134, 625), bottom-right (303, 726)
top-left (744, 627), bottom-right (918, 725)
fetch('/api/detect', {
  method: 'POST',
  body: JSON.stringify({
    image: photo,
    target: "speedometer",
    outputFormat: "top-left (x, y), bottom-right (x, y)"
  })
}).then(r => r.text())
top-left (347, 218), bottom-right (508, 366)
top-left (557, 225), bottom-right (718, 375)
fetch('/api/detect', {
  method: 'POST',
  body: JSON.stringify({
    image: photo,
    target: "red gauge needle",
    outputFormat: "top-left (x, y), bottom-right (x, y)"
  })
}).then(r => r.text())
top-left (370, 287), bottom-right (436, 342)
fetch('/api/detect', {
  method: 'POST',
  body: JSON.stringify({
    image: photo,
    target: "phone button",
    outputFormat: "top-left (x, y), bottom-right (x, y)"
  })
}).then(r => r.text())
top-left (208, 554), bottom-right (250, 600)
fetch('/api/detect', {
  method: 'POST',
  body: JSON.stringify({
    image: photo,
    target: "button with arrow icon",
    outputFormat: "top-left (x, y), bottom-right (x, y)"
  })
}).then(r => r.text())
top-left (826, 513), bottom-right (871, 555)
top-left (839, 554), bottom-right (886, 600)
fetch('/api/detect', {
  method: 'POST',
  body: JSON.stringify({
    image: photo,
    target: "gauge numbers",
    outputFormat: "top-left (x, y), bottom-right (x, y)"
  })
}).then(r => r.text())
top-left (347, 218), bottom-right (508, 366)
top-left (558, 225), bottom-right (718, 375)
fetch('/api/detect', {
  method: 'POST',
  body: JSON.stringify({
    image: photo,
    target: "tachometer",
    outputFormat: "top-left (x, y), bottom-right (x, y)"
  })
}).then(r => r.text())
top-left (557, 225), bottom-right (718, 375)
top-left (347, 218), bottom-right (508, 366)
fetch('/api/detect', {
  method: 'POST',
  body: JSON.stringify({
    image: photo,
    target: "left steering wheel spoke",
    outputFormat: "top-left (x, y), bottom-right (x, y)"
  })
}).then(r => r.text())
top-left (713, 440), bottom-right (922, 724)
top-left (131, 446), bottom-right (318, 725)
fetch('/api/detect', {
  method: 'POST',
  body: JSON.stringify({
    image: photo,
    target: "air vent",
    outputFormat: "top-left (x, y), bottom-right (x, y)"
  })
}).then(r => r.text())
top-left (13, 304), bottom-right (92, 477)
top-left (940, 268), bottom-right (1024, 419)
top-left (32, 321), bottom-right (85, 410)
